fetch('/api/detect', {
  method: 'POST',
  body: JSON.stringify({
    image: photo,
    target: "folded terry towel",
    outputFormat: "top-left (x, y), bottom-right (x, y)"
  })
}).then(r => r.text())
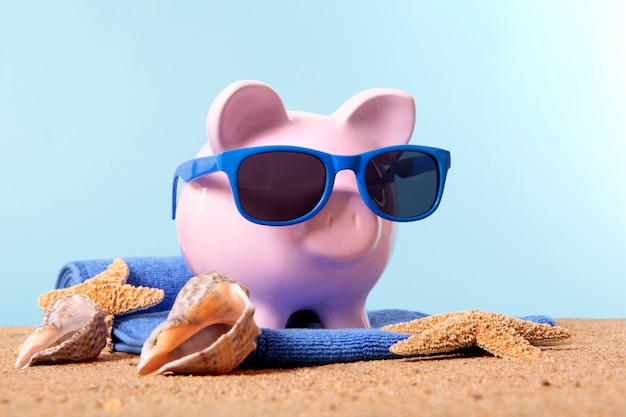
top-left (111, 309), bottom-right (428, 365)
top-left (57, 257), bottom-right (557, 368)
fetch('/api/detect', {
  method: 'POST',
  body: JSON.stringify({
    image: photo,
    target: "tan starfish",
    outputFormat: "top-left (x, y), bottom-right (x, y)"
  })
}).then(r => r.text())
top-left (381, 310), bottom-right (571, 360)
top-left (38, 258), bottom-right (165, 349)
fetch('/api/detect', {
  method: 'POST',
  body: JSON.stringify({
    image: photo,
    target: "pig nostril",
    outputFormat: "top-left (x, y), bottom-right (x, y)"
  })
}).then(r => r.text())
top-left (352, 213), bottom-right (359, 228)
top-left (327, 214), bottom-right (334, 228)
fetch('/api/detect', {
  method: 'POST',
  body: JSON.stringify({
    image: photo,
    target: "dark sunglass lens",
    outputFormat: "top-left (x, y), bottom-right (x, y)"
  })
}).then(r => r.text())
top-left (364, 151), bottom-right (439, 218)
top-left (237, 151), bottom-right (327, 222)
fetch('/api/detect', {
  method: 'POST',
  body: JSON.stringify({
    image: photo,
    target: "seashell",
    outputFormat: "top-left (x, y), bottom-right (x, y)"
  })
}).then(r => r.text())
top-left (137, 272), bottom-right (261, 376)
top-left (15, 294), bottom-right (107, 369)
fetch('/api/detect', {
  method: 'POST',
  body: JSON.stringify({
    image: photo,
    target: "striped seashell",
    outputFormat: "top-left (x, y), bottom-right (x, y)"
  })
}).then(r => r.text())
top-left (137, 272), bottom-right (261, 376)
top-left (15, 294), bottom-right (107, 369)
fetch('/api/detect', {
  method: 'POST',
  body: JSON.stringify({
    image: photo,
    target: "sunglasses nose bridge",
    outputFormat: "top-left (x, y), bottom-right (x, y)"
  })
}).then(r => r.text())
top-left (330, 154), bottom-right (361, 176)
top-left (326, 154), bottom-right (363, 194)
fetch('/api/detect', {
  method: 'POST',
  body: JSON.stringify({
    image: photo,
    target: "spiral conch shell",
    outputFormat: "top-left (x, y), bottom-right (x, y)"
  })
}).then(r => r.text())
top-left (15, 294), bottom-right (107, 369)
top-left (137, 272), bottom-right (261, 376)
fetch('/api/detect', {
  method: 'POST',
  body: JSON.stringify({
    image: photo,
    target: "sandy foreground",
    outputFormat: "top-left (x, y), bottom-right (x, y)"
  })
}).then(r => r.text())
top-left (1, 319), bottom-right (625, 417)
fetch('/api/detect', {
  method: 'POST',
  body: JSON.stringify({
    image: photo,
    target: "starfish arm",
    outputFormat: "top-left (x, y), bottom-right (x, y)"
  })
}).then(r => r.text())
top-left (381, 321), bottom-right (425, 334)
top-left (382, 311), bottom-right (475, 334)
top-left (108, 284), bottom-right (165, 315)
top-left (475, 321), bottom-right (546, 360)
top-left (37, 258), bottom-right (130, 310)
top-left (38, 288), bottom-right (77, 309)
top-left (389, 319), bottom-right (478, 356)
top-left (91, 258), bottom-right (129, 285)
top-left (103, 314), bottom-right (115, 352)
top-left (77, 282), bottom-right (163, 315)
top-left (512, 320), bottom-right (572, 344)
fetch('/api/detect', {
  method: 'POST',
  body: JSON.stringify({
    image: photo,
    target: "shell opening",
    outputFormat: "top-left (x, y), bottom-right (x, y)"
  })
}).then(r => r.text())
top-left (160, 283), bottom-right (247, 356)
top-left (164, 323), bottom-right (233, 360)
top-left (138, 275), bottom-right (260, 376)
top-left (14, 294), bottom-right (106, 370)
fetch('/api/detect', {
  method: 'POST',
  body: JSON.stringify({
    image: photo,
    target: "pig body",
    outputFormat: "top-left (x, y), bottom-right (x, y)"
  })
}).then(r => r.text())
top-left (175, 80), bottom-right (416, 329)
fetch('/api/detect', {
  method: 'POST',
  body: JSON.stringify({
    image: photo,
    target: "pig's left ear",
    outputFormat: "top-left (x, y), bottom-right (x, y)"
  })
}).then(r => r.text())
top-left (207, 80), bottom-right (290, 153)
top-left (337, 89), bottom-right (416, 146)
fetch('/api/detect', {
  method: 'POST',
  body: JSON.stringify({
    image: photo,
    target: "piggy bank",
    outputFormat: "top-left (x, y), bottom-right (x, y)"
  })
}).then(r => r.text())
top-left (174, 80), bottom-right (448, 329)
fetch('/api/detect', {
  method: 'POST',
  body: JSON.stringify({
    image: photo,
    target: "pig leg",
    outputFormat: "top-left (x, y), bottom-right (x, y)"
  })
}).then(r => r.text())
top-left (251, 303), bottom-right (294, 330)
top-left (317, 304), bottom-right (371, 329)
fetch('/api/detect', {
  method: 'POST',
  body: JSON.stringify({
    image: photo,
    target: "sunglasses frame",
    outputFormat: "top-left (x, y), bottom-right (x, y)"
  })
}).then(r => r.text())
top-left (172, 144), bottom-right (451, 226)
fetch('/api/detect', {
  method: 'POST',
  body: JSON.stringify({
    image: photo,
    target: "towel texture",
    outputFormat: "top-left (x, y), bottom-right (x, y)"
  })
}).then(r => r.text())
top-left (57, 257), bottom-right (557, 368)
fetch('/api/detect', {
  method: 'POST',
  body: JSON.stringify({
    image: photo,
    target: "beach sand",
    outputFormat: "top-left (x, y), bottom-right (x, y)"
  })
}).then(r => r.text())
top-left (1, 319), bottom-right (624, 417)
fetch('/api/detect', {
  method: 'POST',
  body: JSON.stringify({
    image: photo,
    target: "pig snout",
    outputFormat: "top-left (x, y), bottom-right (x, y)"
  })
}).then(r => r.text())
top-left (296, 190), bottom-right (381, 261)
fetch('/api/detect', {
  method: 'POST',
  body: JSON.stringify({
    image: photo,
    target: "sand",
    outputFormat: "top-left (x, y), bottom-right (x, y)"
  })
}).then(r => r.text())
top-left (1, 319), bottom-right (625, 417)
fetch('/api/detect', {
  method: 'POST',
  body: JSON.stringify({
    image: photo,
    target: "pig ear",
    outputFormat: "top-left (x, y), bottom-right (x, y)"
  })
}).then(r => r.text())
top-left (337, 89), bottom-right (416, 146)
top-left (207, 80), bottom-right (290, 153)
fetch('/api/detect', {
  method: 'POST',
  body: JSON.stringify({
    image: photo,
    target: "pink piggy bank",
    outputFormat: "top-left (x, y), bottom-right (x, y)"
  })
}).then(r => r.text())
top-left (173, 80), bottom-right (450, 329)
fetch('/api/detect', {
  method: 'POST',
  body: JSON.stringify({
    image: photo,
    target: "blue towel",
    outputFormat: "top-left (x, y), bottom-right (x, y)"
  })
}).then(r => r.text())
top-left (57, 257), bottom-right (557, 368)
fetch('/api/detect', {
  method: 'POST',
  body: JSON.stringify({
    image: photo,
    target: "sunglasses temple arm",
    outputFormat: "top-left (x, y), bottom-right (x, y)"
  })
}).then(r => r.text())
top-left (170, 156), bottom-right (222, 219)
top-left (171, 176), bottom-right (180, 220)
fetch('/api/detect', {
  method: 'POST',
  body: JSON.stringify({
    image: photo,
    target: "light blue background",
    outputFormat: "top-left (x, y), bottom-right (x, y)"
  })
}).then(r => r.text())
top-left (1, 1), bottom-right (624, 326)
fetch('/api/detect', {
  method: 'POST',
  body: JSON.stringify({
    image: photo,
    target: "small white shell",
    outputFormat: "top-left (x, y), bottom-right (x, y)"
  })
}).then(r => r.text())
top-left (137, 272), bottom-right (261, 376)
top-left (15, 294), bottom-right (107, 369)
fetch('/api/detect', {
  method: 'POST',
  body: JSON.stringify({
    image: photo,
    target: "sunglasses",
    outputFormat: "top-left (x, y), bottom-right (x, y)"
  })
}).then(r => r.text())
top-left (172, 145), bottom-right (451, 226)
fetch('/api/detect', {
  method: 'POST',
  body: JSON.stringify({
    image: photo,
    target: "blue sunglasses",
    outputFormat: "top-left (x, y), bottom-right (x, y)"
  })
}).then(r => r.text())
top-left (173, 145), bottom-right (451, 226)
